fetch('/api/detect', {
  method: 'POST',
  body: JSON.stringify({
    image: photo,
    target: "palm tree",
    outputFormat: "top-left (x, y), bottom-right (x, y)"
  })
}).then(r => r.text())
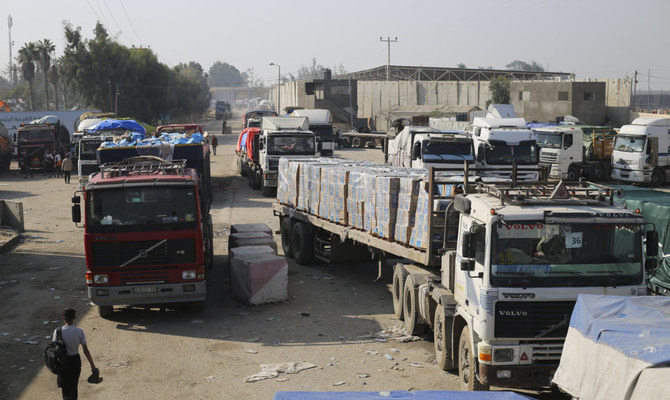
top-left (38, 39), bottom-right (56, 110)
top-left (49, 65), bottom-right (60, 110)
top-left (17, 42), bottom-right (39, 111)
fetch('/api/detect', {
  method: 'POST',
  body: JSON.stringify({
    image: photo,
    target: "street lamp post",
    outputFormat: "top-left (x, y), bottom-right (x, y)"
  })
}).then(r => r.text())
top-left (270, 63), bottom-right (280, 114)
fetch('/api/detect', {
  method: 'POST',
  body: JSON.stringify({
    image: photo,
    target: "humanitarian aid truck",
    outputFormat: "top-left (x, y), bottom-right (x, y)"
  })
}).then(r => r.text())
top-left (273, 162), bottom-right (658, 391)
top-left (386, 126), bottom-right (474, 170)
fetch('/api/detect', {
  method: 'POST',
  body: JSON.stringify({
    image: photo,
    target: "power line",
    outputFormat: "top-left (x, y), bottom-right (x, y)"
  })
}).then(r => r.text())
top-left (86, 0), bottom-right (103, 22)
top-left (101, 0), bottom-right (133, 45)
top-left (119, 0), bottom-right (143, 46)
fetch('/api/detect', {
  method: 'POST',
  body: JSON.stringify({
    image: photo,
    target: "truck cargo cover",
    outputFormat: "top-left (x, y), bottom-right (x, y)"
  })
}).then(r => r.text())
top-left (552, 294), bottom-right (670, 400)
top-left (273, 391), bottom-right (532, 399)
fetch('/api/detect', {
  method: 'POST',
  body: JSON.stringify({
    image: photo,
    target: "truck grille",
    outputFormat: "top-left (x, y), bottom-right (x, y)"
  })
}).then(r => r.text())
top-left (269, 159), bottom-right (280, 170)
top-left (529, 341), bottom-right (564, 363)
top-left (119, 266), bottom-right (175, 283)
top-left (91, 239), bottom-right (196, 268)
top-left (540, 153), bottom-right (557, 163)
top-left (494, 301), bottom-right (575, 338)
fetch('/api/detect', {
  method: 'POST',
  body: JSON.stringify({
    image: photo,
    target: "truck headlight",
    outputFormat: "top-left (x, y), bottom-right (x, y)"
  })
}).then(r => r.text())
top-left (182, 270), bottom-right (196, 280)
top-left (478, 342), bottom-right (492, 363)
top-left (94, 274), bottom-right (108, 284)
top-left (493, 348), bottom-right (515, 362)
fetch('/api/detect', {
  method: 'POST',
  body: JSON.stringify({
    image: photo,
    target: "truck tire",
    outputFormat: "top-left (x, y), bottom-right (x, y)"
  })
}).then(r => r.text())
top-left (651, 169), bottom-right (665, 187)
top-left (281, 218), bottom-right (294, 258)
top-left (261, 179), bottom-right (274, 197)
top-left (252, 169), bottom-right (262, 189)
top-left (366, 141), bottom-right (376, 148)
top-left (403, 274), bottom-right (426, 335)
top-left (590, 164), bottom-right (604, 181)
top-left (567, 165), bottom-right (579, 181)
top-left (392, 265), bottom-right (408, 320)
top-left (434, 306), bottom-right (457, 371)
top-left (291, 222), bottom-right (314, 265)
top-left (352, 137), bottom-right (363, 148)
top-left (342, 137), bottom-right (351, 148)
top-left (459, 326), bottom-right (489, 391)
top-left (205, 215), bottom-right (214, 269)
top-left (98, 306), bottom-right (113, 318)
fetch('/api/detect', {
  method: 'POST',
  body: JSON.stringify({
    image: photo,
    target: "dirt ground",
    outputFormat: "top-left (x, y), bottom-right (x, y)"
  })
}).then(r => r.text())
top-left (0, 116), bottom-right (559, 400)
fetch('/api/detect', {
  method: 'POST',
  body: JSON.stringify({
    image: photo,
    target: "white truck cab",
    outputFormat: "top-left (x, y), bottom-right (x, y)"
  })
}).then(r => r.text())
top-left (387, 126), bottom-right (474, 170)
top-left (291, 109), bottom-right (335, 157)
top-left (536, 126), bottom-right (584, 180)
top-left (254, 116), bottom-right (317, 196)
top-left (472, 117), bottom-right (539, 180)
top-left (611, 117), bottom-right (670, 186)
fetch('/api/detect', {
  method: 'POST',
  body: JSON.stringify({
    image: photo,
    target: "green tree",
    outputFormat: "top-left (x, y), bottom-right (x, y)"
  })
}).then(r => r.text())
top-left (489, 76), bottom-right (510, 105)
top-left (17, 42), bottom-right (39, 111)
top-left (208, 61), bottom-right (243, 87)
top-left (37, 39), bottom-right (56, 109)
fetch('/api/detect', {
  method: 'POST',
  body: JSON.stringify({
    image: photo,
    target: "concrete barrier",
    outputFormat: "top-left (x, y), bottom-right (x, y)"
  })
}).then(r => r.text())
top-left (230, 254), bottom-right (288, 305)
top-left (231, 223), bottom-right (273, 236)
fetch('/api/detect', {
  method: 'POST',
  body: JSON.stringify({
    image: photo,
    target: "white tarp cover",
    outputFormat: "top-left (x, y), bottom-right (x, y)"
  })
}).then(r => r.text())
top-left (552, 294), bottom-right (670, 400)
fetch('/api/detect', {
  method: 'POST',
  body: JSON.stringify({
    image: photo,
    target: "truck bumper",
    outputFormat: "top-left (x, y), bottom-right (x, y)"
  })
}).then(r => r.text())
top-left (479, 363), bottom-right (557, 388)
top-left (611, 167), bottom-right (650, 183)
top-left (88, 281), bottom-right (206, 306)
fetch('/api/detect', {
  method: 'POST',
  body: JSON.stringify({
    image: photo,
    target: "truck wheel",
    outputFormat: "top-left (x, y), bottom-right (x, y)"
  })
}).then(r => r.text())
top-left (98, 306), bottom-right (113, 318)
top-left (651, 169), bottom-right (665, 187)
top-left (403, 274), bottom-right (426, 335)
top-left (252, 170), bottom-right (262, 189)
top-left (281, 218), bottom-right (294, 258)
top-left (342, 138), bottom-right (351, 148)
top-left (590, 164), bottom-right (604, 181)
top-left (459, 326), bottom-right (489, 391)
top-left (392, 265), bottom-right (408, 320)
top-left (291, 222), bottom-right (314, 265)
top-left (567, 166), bottom-right (579, 181)
top-left (352, 137), bottom-right (363, 148)
top-left (261, 179), bottom-right (274, 197)
top-left (366, 141), bottom-right (376, 148)
top-left (434, 306), bottom-right (457, 371)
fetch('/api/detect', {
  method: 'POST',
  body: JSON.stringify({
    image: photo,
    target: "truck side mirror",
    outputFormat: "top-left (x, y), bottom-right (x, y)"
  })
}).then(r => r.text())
top-left (646, 230), bottom-right (659, 257)
top-left (477, 146), bottom-right (485, 162)
top-left (411, 141), bottom-right (421, 160)
top-left (564, 134), bottom-right (573, 149)
top-left (645, 258), bottom-right (658, 273)
top-left (461, 231), bottom-right (470, 256)
top-left (259, 140), bottom-right (264, 151)
top-left (317, 142), bottom-right (323, 152)
top-left (460, 258), bottom-right (475, 271)
top-left (72, 204), bottom-right (81, 223)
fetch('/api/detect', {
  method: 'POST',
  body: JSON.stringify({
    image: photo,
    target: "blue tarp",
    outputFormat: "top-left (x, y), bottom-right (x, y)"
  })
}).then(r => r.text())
top-left (88, 119), bottom-right (146, 135)
top-left (273, 392), bottom-right (532, 400)
top-left (569, 294), bottom-right (670, 365)
top-left (99, 132), bottom-right (205, 148)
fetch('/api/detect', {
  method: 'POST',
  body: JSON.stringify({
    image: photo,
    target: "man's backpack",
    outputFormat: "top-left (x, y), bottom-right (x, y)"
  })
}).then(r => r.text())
top-left (44, 327), bottom-right (67, 375)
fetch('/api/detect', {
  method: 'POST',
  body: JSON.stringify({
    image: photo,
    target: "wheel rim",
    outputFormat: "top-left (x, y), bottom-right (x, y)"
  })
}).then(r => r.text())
top-left (461, 339), bottom-right (471, 384)
top-left (435, 315), bottom-right (444, 352)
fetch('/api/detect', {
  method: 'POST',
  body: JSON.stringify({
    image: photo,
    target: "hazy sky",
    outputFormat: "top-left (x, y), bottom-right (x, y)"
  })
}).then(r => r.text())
top-left (2, 0), bottom-right (670, 90)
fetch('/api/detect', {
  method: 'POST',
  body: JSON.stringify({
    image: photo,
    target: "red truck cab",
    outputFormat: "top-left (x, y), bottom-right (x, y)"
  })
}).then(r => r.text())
top-left (73, 158), bottom-right (211, 317)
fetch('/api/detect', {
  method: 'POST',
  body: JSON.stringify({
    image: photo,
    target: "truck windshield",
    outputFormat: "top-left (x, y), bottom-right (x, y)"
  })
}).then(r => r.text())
top-left (535, 133), bottom-right (562, 149)
top-left (311, 126), bottom-right (334, 141)
top-left (267, 135), bottom-right (315, 155)
top-left (19, 130), bottom-right (52, 143)
top-left (79, 140), bottom-right (102, 160)
top-left (490, 222), bottom-right (643, 287)
top-left (87, 187), bottom-right (198, 233)
top-left (614, 135), bottom-right (645, 153)
top-left (486, 140), bottom-right (538, 165)
top-left (422, 141), bottom-right (474, 163)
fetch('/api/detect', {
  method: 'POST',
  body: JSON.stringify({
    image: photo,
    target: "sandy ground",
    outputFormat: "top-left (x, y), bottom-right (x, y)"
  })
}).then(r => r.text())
top-left (0, 116), bottom-right (560, 400)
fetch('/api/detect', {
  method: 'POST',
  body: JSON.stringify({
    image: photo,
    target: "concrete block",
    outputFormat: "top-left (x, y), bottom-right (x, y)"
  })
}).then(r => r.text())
top-left (230, 223), bottom-right (273, 236)
top-left (228, 237), bottom-right (278, 255)
top-left (230, 254), bottom-right (288, 305)
top-left (230, 245), bottom-right (276, 259)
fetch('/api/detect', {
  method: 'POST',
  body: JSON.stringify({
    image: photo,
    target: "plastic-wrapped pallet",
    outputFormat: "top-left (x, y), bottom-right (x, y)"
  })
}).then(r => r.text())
top-left (362, 171), bottom-right (378, 233)
top-left (276, 158), bottom-right (290, 205)
top-left (307, 163), bottom-right (328, 216)
top-left (409, 181), bottom-right (457, 249)
top-left (394, 175), bottom-right (422, 244)
top-left (374, 174), bottom-right (401, 239)
top-left (319, 166), bottom-right (349, 224)
top-left (347, 170), bottom-right (366, 229)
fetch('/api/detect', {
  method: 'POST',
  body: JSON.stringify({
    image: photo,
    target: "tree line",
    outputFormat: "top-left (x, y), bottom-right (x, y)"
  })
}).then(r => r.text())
top-left (9, 22), bottom-right (210, 123)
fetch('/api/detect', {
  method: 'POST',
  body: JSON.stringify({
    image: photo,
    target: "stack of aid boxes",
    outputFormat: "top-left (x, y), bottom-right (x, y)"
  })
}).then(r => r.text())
top-left (228, 223), bottom-right (287, 305)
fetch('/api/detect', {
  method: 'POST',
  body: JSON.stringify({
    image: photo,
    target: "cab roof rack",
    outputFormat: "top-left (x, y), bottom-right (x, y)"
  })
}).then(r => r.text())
top-left (99, 157), bottom-right (187, 178)
top-left (475, 180), bottom-right (615, 206)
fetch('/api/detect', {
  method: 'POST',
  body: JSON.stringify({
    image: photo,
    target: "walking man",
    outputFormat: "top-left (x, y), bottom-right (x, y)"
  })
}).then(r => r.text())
top-left (62, 153), bottom-right (73, 184)
top-left (211, 134), bottom-right (218, 155)
top-left (55, 150), bottom-right (63, 178)
top-left (54, 308), bottom-right (98, 400)
top-left (22, 151), bottom-right (33, 178)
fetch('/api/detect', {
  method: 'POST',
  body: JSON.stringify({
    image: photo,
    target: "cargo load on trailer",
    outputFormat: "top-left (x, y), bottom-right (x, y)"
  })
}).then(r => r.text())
top-left (273, 158), bottom-right (657, 391)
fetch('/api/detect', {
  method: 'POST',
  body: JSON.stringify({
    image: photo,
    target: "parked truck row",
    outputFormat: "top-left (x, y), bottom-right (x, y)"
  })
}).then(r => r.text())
top-left (272, 157), bottom-right (658, 391)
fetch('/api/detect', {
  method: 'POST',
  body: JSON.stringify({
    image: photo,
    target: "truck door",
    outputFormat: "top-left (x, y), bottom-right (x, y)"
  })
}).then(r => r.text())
top-left (648, 137), bottom-right (658, 167)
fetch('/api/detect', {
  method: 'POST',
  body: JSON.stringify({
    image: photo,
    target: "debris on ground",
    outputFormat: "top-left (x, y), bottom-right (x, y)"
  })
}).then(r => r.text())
top-left (245, 361), bottom-right (317, 383)
top-left (376, 325), bottom-right (423, 342)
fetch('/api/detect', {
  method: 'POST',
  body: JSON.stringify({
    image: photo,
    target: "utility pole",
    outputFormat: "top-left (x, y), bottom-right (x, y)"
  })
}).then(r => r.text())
top-left (115, 83), bottom-right (119, 116)
top-left (648, 68), bottom-right (651, 112)
top-left (633, 70), bottom-right (638, 112)
top-left (379, 36), bottom-right (397, 81)
top-left (8, 15), bottom-right (14, 85)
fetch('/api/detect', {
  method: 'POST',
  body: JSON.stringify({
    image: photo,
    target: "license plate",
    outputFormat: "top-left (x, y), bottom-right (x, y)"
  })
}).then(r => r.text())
top-left (133, 287), bottom-right (157, 294)
top-left (621, 173), bottom-right (629, 178)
